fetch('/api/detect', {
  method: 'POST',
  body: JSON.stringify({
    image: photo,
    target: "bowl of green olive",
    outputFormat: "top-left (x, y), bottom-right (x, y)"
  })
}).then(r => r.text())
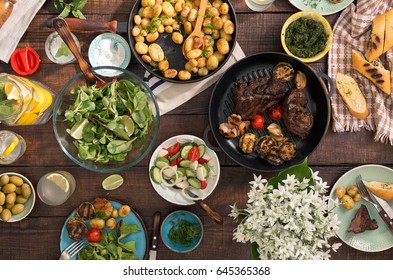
top-left (0, 172), bottom-right (35, 222)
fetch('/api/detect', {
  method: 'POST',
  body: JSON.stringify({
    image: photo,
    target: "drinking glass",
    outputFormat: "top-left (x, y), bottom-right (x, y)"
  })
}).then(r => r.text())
top-left (0, 130), bottom-right (26, 164)
top-left (37, 171), bottom-right (76, 206)
top-left (245, 0), bottom-right (275, 11)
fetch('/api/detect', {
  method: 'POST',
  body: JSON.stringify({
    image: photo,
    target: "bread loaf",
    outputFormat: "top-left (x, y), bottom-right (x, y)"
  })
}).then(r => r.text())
top-left (383, 9), bottom-right (393, 53)
top-left (366, 13), bottom-right (385, 62)
top-left (351, 49), bottom-right (391, 95)
top-left (335, 73), bottom-right (369, 119)
top-left (363, 181), bottom-right (393, 202)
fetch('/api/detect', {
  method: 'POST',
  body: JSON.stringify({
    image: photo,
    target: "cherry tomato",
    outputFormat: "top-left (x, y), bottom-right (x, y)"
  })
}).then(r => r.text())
top-left (188, 146), bottom-right (200, 161)
top-left (198, 158), bottom-right (209, 164)
top-left (167, 142), bottom-right (181, 155)
top-left (170, 156), bottom-right (183, 166)
top-left (86, 228), bottom-right (102, 243)
top-left (200, 180), bottom-right (208, 190)
top-left (268, 106), bottom-right (283, 121)
top-left (251, 114), bottom-right (265, 130)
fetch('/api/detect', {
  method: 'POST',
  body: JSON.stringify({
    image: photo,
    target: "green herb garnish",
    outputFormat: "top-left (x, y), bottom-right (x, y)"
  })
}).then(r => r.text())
top-left (55, 42), bottom-right (70, 58)
top-left (168, 219), bottom-right (201, 247)
top-left (54, 0), bottom-right (87, 19)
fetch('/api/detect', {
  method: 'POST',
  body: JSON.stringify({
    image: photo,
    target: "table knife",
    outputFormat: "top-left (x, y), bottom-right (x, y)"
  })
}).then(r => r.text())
top-left (370, 193), bottom-right (393, 220)
top-left (149, 211), bottom-right (161, 260)
top-left (363, 186), bottom-right (393, 233)
top-left (184, 188), bottom-right (223, 224)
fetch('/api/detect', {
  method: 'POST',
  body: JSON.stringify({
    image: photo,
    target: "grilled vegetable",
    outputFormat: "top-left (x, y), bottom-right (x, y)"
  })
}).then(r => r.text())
top-left (294, 71), bottom-right (307, 89)
top-left (273, 62), bottom-right (295, 81)
top-left (77, 202), bottom-right (95, 220)
top-left (256, 135), bottom-right (276, 159)
top-left (279, 141), bottom-right (296, 161)
top-left (266, 146), bottom-right (284, 166)
top-left (66, 216), bottom-right (88, 241)
top-left (239, 133), bottom-right (257, 154)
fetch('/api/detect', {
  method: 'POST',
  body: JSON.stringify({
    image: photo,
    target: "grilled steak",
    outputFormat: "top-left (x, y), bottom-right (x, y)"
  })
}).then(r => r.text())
top-left (347, 204), bottom-right (378, 233)
top-left (283, 88), bottom-right (314, 139)
top-left (233, 77), bottom-right (289, 120)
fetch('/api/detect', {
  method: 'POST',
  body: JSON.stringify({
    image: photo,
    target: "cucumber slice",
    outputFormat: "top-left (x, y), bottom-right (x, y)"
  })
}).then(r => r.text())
top-left (168, 151), bottom-right (180, 162)
top-left (179, 160), bottom-right (193, 167)
top-left (180, 143), bottom-right (194, 159)
top-left (202, 164), bottom-right (210, 177)
top-left (197, 144), bottom-right (206, 158)
top-left (150, 166), bottom-right (162, 184)
top-left (177, 167), bottom-right (186, 178)
top-left (187, 177), bottom-right (201, 189)
top-left (155, 157), bottom-right (170, 169)
top-left (185, 168), bottom-right (197, 178)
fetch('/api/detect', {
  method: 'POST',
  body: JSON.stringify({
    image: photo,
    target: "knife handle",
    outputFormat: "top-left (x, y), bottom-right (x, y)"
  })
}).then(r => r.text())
top-left (47, 18), bottom-right (118, 33)
top-left (195, 200), bottom-right (223, 224)
top-left (378, 210), bottom-right (393, 233)
top-left (151, 211), bottom-right (161, 249)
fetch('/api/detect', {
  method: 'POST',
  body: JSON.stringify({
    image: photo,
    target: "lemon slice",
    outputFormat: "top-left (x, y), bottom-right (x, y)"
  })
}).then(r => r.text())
top-left (5, 83), bottom-right (20, 101)
top-left (16, 112), bottom-right (38, 125)
top-left (46, 173), bottom-right (70, 193)
top-left (102, 174), bottom-right (124, 191)
top-left (1, 137), bottom-right (19, 157)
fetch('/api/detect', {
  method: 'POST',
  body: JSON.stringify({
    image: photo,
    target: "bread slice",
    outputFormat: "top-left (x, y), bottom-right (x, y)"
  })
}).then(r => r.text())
top-left (383, 9), bottom-right (393, 53)
top-left (335, 73), bottom-right (369, 119)
top-left (352, 49), bottom-right (391, 95)
top-left (366, 13), bottom-right (386, 62)
top-left (363, 181), bottom-right (393, 202)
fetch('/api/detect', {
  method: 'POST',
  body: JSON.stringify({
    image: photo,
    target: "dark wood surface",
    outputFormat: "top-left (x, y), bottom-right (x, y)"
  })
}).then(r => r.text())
top-left (1, 0), bottom-right (392, 260)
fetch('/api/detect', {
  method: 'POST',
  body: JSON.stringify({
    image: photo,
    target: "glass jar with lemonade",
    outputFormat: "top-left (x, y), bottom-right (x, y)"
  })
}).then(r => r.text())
top-left (0, 73), bottom-right (55, 125)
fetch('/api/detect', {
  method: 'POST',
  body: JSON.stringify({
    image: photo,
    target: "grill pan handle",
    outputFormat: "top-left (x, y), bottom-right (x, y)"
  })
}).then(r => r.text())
top-left (316, 72), bottom-right (334, 99)
top-left (203, 126), bottom-right (221, 152)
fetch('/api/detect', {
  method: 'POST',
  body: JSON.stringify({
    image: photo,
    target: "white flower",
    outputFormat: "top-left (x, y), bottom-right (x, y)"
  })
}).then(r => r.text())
top-left (230, 172), bottom-right (341, 260)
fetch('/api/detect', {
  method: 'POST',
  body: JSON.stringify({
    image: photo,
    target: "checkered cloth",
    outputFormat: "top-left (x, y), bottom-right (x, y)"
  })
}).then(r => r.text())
top-left (328, 0), bottom-right (393, 145)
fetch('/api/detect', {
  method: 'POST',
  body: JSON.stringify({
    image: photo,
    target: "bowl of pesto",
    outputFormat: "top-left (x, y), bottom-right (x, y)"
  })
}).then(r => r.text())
top-left (281, 11), bottom-right (333, 63)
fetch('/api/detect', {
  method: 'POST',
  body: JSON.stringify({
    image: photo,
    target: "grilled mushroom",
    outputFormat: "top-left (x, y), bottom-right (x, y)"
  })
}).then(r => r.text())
top-left (66, 216), bottom-right (88, 241)
top-left (239, 133), bottom-right (257, 154)
top-left (267, 123), bottom-right (287, 142)
top-left (77, 202), bottom-right (95, 220)
top-left (228, 114), bottom-right (243, 126)
top-left (218, 123), bottom-right (238, 138)
top-left (294, 71), bottom-right (307, 89)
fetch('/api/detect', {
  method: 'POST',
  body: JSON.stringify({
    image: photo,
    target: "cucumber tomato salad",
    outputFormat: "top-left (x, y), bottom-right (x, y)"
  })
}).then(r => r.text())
top-left (150, 141), bottom-right (217, 191)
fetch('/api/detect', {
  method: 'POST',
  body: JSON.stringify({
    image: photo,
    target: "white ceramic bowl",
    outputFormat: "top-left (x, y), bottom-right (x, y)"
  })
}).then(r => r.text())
top-left (149, 135), bottom-right (220, 206)
top-left (0, 172), bottom-right (35, 222)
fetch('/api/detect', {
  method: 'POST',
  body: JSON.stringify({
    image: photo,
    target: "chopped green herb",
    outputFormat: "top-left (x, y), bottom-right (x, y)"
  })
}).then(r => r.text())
top-left (206, 23), bottom-right (215, 29)
top-left (168, 219), bottom-right (201, 247)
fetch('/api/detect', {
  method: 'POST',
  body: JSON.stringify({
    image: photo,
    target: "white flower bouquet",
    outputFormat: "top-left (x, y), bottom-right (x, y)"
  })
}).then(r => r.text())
top-left (230, 160), bottom-right (341, 260)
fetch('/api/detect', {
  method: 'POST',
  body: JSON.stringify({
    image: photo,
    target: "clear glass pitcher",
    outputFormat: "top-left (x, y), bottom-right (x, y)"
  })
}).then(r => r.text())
top-left (0, 73), bottom-right (56, 125)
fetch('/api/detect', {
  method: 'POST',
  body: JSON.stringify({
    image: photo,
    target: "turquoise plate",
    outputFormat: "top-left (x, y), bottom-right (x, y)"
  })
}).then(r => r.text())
top-left (60, 200), bottom-right (148, 259)
top-left (328, 164), bottom-right (393, 252)
top-left (161, 210), bottom-right (203, 253)
top-left (288, 0), bottom-right (354, 16)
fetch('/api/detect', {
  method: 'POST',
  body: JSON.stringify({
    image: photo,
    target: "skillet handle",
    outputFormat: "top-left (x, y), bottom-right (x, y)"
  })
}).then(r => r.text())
top-left (47, 18), bottom-right (118, 33)
top-left (203, 126), bottom-right (221, 152)
top-left (316, 72), bottom-right (335, 99)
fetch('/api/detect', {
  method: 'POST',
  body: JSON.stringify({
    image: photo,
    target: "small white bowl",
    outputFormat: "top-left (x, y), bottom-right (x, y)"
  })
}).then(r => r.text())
top-left (88, 33), bottom-right (131, 77)
top-left (0, 172), bottom-right (35, 222)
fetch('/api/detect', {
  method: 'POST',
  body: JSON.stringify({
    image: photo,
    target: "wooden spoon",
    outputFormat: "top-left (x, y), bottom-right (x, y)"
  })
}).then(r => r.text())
top-left (53, 17), bottom-right (106, 88)
top-left (182, 0), bottom-right (208, 58)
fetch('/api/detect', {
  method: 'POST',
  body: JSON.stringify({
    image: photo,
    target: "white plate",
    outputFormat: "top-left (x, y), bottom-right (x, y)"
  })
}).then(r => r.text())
top-left (288, 0), bottom-right (354, 16)
top-left (149, 135), bottom-right (220, 206)
top-left (328, 164), bottom-right (393, 252)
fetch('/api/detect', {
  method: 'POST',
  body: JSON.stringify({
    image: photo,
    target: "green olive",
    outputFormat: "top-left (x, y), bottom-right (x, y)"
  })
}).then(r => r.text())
top-left (2, 183), bottom-right (16, 194)
top-left (11, 204), bottom-right (24, 215)
top-left (1, 208), bottom-right (11, 221)
top-left (21, 184), bottom-right (31, 199)
top-left (9, 176), bottom-right (23, 187)
top-left (5, 192), bottom-right (16, 205)
top-left (0, 192), bottom-right (5, 206)
top-left (335, 186), bottom-right (346, 199)
top-left (16, 195), bottom-right (28, 204)
top-left (0, 174), bottom-right (9, 186)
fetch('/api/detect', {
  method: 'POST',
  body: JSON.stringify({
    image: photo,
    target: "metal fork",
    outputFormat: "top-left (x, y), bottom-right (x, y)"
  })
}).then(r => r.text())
top-left (59, 239), bottom-right (86, 260)
top-left (356, 175), bottom-right (393, 233)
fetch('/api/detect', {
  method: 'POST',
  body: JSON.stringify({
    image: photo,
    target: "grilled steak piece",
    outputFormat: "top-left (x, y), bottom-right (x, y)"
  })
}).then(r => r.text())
top-left (347, 204), bottom-right (378, 233)
top-left (233, 77), bottom-right (288, 120)
top-left (283, 88), bottom-right (314, 139)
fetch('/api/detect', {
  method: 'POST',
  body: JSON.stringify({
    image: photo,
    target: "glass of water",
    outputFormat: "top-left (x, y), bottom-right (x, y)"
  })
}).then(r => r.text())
top-left (0, 130), bottom-right (26, 165)
top-left (37, 171), bottom-right (76, 206)
top-left (245, 0), bottom-right (275, 11)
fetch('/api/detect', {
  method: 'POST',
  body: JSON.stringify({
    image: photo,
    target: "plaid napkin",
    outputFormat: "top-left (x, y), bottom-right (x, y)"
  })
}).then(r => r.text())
top-left (328, 0), bottom-right (393, 145)
top-left (144, 42), bottom-right (245, 115)
top-left (0, 0), bottom-right (46, 63)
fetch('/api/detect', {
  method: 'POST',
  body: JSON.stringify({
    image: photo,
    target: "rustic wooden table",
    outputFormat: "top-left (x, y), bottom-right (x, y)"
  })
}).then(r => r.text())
top-left (0, 0), bottom-right (392, 260)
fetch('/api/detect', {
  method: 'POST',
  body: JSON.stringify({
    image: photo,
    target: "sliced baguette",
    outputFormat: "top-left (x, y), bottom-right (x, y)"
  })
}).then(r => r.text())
top-left (366, 13), bottom-right (385, 62)
top-left (363, 181), bottom-right (393, 202)
top-left (351, 49), bottom-right (391, 95)
top-left (335, 73), bottom-right (369, 119)
top-left (383, 9), bottom-right (393, 53)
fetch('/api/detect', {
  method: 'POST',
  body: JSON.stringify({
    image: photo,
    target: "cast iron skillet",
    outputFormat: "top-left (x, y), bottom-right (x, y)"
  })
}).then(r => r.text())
top-left (207, 52), bottom-right (334, 172)
top-left (128, 0), bottom-right (238, 83)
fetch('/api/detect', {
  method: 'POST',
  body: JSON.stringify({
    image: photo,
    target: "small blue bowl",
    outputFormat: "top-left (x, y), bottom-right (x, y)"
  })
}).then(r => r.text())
top-left (161, 210), bottom-right (203, 253)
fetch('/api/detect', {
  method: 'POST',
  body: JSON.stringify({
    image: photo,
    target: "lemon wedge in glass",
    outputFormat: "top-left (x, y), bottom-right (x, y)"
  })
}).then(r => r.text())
top-left (1, 136), bottom-right (19, 158)
top-left (102, 174), bottom-right (124, 190)
top-left (46, 173), bottom-right (70, 193)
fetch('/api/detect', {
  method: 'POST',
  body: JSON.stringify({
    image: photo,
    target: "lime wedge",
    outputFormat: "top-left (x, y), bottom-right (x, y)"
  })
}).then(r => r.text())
top-left (1, 136), bottom-right (19, 157)
top-left (102, 174), bottom-right (124, 191)
top-left (46, 173), bottom-right (70, 193)
top-left (121, 115), bottom-right (135, 136)
top-left (69, 119), bottom-right (89, 140)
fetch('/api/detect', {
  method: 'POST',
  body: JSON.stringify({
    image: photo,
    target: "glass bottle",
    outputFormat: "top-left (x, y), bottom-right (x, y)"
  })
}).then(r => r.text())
top-left (0, 73), bottom-right (56, 125)
top-left (0, 0), bottom-right (16, 28)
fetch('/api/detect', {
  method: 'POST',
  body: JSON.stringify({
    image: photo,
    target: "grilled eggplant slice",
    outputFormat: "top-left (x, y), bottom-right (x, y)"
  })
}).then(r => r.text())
top-left (256, 135), bottom-right (276, 159)
top-left (77, 202), bottom-right (95, 220)
top-left (239, 133), bottom-right (257, 154)
top-left (266, 146), bottom-right (284, 166)
top-left (279, 141), bottom-right (297, 161)
top-left (66, 216), bottom-right (88, 241)
top-left (273, 62), bottom-right (295, 82)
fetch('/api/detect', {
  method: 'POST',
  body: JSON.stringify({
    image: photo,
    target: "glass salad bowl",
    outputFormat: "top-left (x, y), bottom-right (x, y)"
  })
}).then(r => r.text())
top-left (53, 66), bottom-right (160, 173)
